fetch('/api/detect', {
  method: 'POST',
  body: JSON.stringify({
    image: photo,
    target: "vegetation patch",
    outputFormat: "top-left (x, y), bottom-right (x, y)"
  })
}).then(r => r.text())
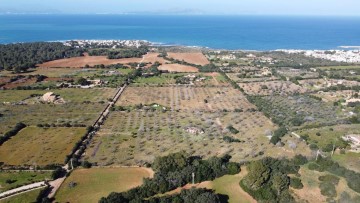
top-left (0, 126), bottom-right (86, 166)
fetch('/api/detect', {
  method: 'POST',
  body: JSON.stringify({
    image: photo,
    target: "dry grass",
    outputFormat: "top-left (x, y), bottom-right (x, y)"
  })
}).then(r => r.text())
top-left (167, 52), bottom-right (210, 66)
top-left (0, 127), bottom-right (86, 166)
top-left (55, 167), bottom-right (152, 203)
top-left (238, 81), bottom-right (307, 95)
top-left (116, 86), bottom-right (255, 111)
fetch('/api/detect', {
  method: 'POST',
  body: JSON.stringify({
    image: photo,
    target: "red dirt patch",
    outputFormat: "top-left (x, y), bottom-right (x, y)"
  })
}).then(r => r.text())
top-left (158, 64), bottom-right (199, 73)
top-left (167, 52), bottom-right (210, 66)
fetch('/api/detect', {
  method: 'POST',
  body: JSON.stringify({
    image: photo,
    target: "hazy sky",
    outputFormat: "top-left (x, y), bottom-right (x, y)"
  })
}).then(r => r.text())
top-left (1, 0), bottom-right (360, 16)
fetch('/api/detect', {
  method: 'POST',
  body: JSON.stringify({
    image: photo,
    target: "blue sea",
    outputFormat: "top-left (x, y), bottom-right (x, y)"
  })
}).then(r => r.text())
top-left (1, 15), bottom-right (360, 50)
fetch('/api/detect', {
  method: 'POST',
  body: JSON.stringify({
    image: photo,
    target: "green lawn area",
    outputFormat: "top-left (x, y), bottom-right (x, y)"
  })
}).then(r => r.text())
top-left (0, 171), bottom-right (51, 193)
top-left (211, 169), bottom-right (255, 203)
top-left (0, 188), bottom-right (43, 203)
top-left (0, 127), bottom-right (86, 166)
top-left (55, 167), bottom-right (153, 203)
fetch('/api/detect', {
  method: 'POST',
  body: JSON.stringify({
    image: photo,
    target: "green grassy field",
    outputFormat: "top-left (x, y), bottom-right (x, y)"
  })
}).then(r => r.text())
top-left (211, 169), bottom-right (255, 203)
top-left (55, 167), bottom-right (153, 203)
top-left (0, 126), bottom-right (86, 166)
top-left (0, 171), bottom-right (51, 193)
top-left (333, 152), bottom-right (360, 173)
top-left (0, 188), bottom-right (43, 203)
top-left (295, 124), bottom-right (360, 150)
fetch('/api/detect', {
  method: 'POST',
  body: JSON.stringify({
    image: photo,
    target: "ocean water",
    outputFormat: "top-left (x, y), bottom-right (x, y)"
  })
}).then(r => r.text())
top-left (1, 15), bottom-right (360, 50)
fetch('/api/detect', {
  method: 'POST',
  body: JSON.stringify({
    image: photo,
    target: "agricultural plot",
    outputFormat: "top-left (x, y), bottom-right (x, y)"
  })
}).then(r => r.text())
top-left (0, 126), bottom-right (86, 166)
top-left (299, 79), bottom-right (360, 91)
top-left (133, 73), bottom-right (229, 87)
top-left (3, 67), bottom-right (133, 78)
top-left (239, 81), bottom-right (307, 95)
top-left (167, 52), bottom-right (210, 66)
top-left (55, 167), bottom-right (152, 203)
top-left (318, 65), bottom-right (360, 70)
top-left (158, 64), bottom-right (199, 73)
top-left (116, 86), bottom-right (255, 112)
top-left (0, 171), bottom-right (51, 193)
top-left (276, 67), bottom-right (319, 79)
top-left (84, 107), bottom-right (305, 166)
top-left (0, 88), bottom-right (115, 134)
top-left (311, 90), bottom-right (356, 103)
top-left (248, 95), bottom-right (345, 129)
top-left (226, 73), bottom-right (278, 83)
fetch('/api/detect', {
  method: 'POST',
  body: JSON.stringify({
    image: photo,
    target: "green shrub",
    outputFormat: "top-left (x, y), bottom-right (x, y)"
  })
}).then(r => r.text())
top-left (290, 177), bottom-right (303, 189)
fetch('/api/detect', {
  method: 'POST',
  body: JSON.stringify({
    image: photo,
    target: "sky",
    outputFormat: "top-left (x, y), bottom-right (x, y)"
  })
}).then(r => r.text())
top-left (1, 0), bottom-right (360, 16)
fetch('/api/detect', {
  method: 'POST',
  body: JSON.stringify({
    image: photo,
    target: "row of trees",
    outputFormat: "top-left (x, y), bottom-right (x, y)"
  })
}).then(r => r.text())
top-left (0, 42), bottom-right (83, 72)
top-left (99, 152), bottom-right (240, 202)
top-left (88, 47), bottom-right (149, 59)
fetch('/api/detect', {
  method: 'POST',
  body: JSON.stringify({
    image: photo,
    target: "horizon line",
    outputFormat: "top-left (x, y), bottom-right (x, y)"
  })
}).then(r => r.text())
top-left (1, 13), bottom-right (360, 17)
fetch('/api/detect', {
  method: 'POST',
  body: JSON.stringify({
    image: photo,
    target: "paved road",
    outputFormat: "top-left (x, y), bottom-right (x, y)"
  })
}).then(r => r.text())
top-left (0, 181), bottom-right (46, 199)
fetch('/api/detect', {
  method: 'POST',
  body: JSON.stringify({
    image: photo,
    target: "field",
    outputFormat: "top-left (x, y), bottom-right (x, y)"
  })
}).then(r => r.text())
top-left (37, 52), bottom-right (168, 68)
top-left (318, 65), bottom-right (360, 70)
top-left (0, 67), bottom-right (133, 79)
top-left (298, 78), bottom-right (360, 91)
top-left (226, 73), bottom-right (278, 83)
top-left (311, 90), bottom-right (356, 103)
top-left (0, 88), bottom-right (115, 134)
top-left (292, 165), bottom-right (360, 202)
top-left (333, 152), bottom-right (360, 173)
top-left (248, 95), bottom-right (344, 129)
top-left (37, 54), bottom-right (138, 68)
top-left (239, 81), bottom-right (307, 95)
top-left (276, 67), bottom-right (319, 79)
top-left (0, 188), bottom-right (43, 203)
top-left (85, 85), bottom-right (314, 166)
top-left (210, 168), bottom-right (256, 203)
top-left (0, 127), bottom-right (86, 166)
top-left (167, 52), bottom-right (210, 66)
top-left (133, 73), bottom-right (228, 87)
top-left (116, 86), bottom-right (255, 111)
top-left (158, 64), bottom-right (199, 73)
top-left (54, 167), bottom-right (153, 203)
top-left (295, 124), bottom-right (360, 150)
top-left (0, 171), bottom-right (51, 193)
top-left (156, 167), bottom-right (255, 203)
